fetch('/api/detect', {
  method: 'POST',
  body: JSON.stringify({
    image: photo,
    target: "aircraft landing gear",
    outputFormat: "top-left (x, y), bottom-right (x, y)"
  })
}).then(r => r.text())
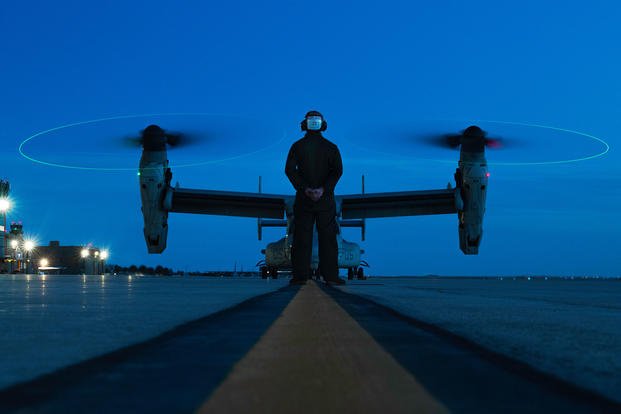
top-left (261, 266), bottom-right (268, 279)
top-left (310, 268), bottom-right (320, 280)
top-left (347, 266), bottom-right (366, 280)
top-left (357, 267), bottom-right (365, 280)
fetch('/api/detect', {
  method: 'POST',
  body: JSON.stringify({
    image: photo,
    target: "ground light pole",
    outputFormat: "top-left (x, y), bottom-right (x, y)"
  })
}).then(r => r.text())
top-left (24, 240), bottom-right (34, 274)
top-left (94, 251), bottom-right (100, 274)
top-left (100, 250), bottom-right (109, 274)
top-left (0, 180), bottom-right (9, 271)
top-left (9, 239), bottom-right (18, 273)
top-left (81, 248), bottom-right (90, 274)
top-left (0, 199), bottom-right (10, 270)
top-left (39, 258), bottom-right (49, 274)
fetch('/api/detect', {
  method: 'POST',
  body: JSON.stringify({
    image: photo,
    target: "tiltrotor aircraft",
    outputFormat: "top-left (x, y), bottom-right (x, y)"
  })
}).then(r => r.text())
top-left (136, 124), bottom-right (492, 279)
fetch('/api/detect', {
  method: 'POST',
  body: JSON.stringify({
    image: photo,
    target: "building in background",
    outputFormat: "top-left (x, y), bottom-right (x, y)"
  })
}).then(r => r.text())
top-left (34, 241), bottom-right (108, 274)
top-left (0, 180), bottom-right (109, 274)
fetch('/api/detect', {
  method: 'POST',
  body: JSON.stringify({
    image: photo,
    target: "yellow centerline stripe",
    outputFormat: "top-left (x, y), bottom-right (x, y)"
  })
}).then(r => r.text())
top-left (197, 281), bottom-right (448, 414)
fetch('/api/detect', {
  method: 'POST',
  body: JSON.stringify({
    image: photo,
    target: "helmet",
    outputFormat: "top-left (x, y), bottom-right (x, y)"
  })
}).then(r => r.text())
top-left (300, 110), bottom-right (327, 132)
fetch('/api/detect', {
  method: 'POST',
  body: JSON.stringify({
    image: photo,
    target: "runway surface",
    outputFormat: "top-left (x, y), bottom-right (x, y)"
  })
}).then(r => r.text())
top-left (0, 275), bottom-right (287, 389)
top-left (341, 277), bottom-right (621, 402)
top-left (1, 277), bottom-right (619, 413)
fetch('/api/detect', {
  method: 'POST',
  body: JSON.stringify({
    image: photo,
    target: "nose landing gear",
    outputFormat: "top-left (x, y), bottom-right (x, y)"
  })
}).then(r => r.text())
top-left (347, 266), bottom-right (366, 280)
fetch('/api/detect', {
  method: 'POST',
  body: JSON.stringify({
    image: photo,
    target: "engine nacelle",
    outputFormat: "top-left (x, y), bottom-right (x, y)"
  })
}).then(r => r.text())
top-left (456, 150), bottom-right (488, 255)
top-left (139, 150), bottom-right (171, 253)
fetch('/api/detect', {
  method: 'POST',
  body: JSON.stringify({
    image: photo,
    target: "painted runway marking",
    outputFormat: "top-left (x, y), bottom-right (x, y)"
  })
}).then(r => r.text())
top-left (199, 281), bottom-right (447, 414)
top-left (2, 281), bottom-right (620, 413)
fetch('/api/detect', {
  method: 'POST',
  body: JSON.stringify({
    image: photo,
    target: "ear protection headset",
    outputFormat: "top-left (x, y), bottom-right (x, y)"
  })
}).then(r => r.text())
top-left (300, 110), bottom-right (328, 132)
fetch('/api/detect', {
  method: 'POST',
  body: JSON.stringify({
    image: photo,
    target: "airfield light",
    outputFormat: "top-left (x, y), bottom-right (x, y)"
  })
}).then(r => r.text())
top-left (0, 198), bottom-right (10, 212)
top-left (94, 251), bottom-right (99, 257)
top-left (100, 250), bottom-right (109, 260)
top-left (81, 249), bottom-right (89, 258)
top-left (10, 239), bottom-right (18, 249)
top-left (40, 258), bottom-right (49, 268)
top-left (24, 240), bottom-right (35, 252)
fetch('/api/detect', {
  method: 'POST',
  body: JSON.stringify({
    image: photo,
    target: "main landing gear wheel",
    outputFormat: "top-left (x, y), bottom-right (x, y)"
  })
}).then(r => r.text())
top-left (310, 268), bottom-right (318, 280)
top-left (347, 267), bottom-right (355, 280)
top-left (347, 266), bottom-right (366, 280)
top-left (270, 266), bottom-right (278, 279)
top-left (357, 267), bottom-right (365, 280)
top-left (261, 266), bottom-right (268, 279)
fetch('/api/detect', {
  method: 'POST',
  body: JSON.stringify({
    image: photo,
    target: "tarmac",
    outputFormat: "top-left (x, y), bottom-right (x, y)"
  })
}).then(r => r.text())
top-left (1, 280), bottom-right (620, 413)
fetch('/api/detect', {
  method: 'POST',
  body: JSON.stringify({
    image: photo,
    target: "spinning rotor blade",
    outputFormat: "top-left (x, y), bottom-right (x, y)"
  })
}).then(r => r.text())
top-left (118, 125), bottom-right (202, 150)
top-left (485, 137), bottom-right (503, 149)
top-left (164, 131), bottom-right (200, 148)
top-left (422, 133), bottom-right (462, 149)
top-left (20, 113), bottom-right (285, 171)
top-left (422, 126), bottom-right (505, 150)
top-left (122, 136), bottom-right (143, 148)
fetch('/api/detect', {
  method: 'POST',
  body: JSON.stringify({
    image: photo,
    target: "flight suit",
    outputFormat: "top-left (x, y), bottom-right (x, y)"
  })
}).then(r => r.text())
top-left (285, 131), bottom-right (343, 281)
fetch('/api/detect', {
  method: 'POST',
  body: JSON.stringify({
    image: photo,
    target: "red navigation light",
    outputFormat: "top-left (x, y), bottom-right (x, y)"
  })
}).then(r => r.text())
top-left (486, 172), bottom-right (491, 178)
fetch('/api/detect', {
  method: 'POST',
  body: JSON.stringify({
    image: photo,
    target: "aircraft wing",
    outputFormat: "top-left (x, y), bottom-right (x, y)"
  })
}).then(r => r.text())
top-left (170, 188), bottom-right (457, 220)
top-left (339, 189), bottom-right (457, 219)
top-left (169, 188), bottom-right (287, 219)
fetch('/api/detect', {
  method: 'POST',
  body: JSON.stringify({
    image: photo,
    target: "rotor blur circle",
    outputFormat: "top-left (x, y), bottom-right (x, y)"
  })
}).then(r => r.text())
top-left (19, 113), bottom-right (286, 171)
top-left (344, 119), bottom-right (610, 166)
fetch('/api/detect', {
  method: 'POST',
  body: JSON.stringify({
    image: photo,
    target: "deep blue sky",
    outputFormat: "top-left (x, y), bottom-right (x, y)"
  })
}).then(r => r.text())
top-left (1, 1), bottom-right (619, 276)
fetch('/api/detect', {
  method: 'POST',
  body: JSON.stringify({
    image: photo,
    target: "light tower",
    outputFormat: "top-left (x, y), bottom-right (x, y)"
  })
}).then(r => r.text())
top-left (0, 180), bottom-right (10, 268)
top-left (9, 222), bottom-right (25, 272)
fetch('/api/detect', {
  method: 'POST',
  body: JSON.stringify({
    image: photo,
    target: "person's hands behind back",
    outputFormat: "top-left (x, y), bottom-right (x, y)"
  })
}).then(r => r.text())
top-left (304, 187), bottom-right (324, 202)
top-left (313, 187), bottom-right (324, 201)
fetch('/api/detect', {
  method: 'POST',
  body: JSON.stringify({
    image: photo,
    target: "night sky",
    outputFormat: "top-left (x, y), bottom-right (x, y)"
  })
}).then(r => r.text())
top-left (1, 1), bottom-right (619, 276)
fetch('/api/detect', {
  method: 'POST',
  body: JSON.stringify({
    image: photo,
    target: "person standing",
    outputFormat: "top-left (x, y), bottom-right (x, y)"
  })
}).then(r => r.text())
top-left (285, 110), bottom-right (344, 285)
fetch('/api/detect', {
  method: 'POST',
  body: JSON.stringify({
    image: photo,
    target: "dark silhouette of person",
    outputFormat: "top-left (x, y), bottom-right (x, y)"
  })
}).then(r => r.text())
top-left (285, 110), bottom-right (345, 285)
